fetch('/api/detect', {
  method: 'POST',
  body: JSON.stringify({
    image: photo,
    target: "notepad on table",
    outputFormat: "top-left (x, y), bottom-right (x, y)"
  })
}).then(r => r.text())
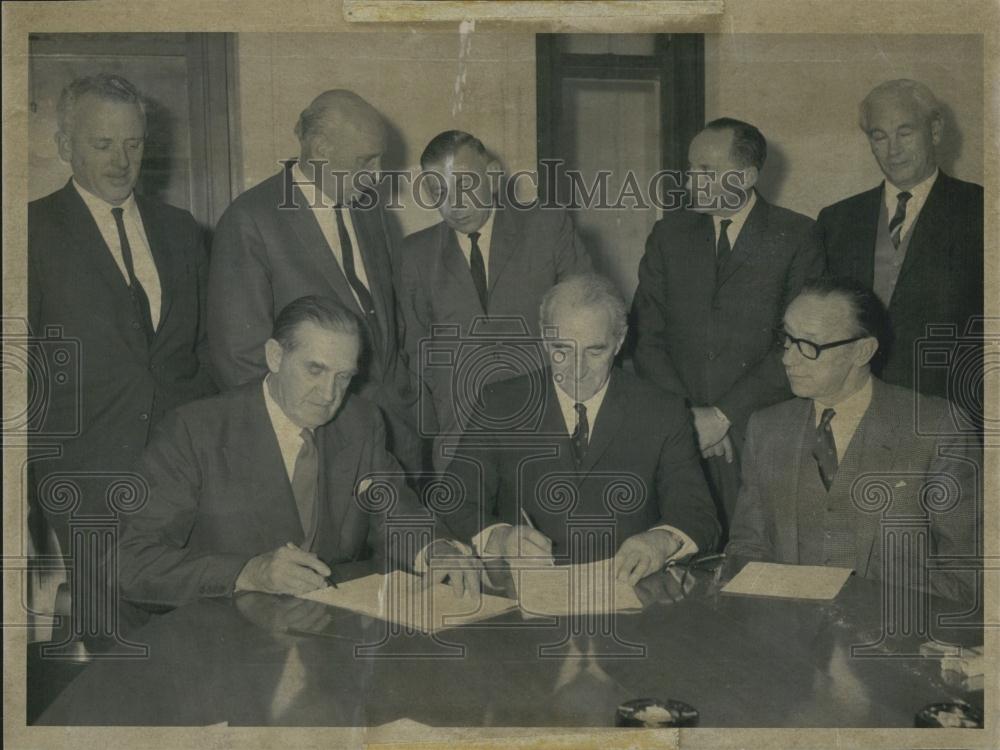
top-left (721, 561), bottom-right (852, 600)
top-left (515, 559), bottom-right (643, 616)
top-left (298, 570), bottom-right (517, 634)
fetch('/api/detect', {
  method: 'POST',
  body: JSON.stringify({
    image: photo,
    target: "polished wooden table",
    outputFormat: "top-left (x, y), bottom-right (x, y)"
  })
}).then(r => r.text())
top-left (36, 562), bottom-right (983, 727)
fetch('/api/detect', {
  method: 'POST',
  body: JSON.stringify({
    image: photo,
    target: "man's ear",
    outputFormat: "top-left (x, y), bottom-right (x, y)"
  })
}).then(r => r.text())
top-left (855, 336), bottom-right (879, 368)
top-left (741, 165), bottom-right (760, 192)
top-left (930, 114), bottom-right (944, 146)
top-left (487, 158), bottom-right (503, 194)
top-left (55, 131), bottom-right (72, 164)
top-left (614, 327), bottom-right (628, 356)
top-left (264, 338), bottom-right (285, 375)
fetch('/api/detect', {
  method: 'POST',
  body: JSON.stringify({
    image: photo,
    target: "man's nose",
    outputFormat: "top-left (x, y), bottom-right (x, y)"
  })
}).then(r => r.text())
top-left (111, 144), bottom-right (130, 169)
top-left (781, 344), bottom-right (798, 367)
top-left (319, 376), bottom-right (339, 403)
top-left (887, 135), bottom-right (903, 155)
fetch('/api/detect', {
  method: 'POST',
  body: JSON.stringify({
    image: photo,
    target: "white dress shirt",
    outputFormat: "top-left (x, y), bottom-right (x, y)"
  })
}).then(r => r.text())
top-left (453, 209), bottom-right (496, 285)
top-left (813, 376), bottom-right (874, 464)
top-left (712, 189), bottom-right (757, 250)
top-left (474, 374), bottom-right (699, 561)
top-left (262, 377), bottom-right (311, 482)
top-left (884, 169), bottom-right (938, 241)
top-left (73, 180), bottom-right (162, 329)
top-left (292, 163), bottom-right (373, 311)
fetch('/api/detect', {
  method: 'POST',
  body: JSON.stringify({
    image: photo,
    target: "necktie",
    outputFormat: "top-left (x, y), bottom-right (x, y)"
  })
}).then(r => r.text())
top-left (571, 402), bottom-right (589, 466)
top-left (111, 207), bottom-right (154, 343)
top-left (888, 191), bottom-right (912, 249)
top-left (812, 408), bottom-right (838, 491)
top-left (715, 218), bottom-right (733, 268)
top-left (291, 428), bottom-right (319, 548)
top-left (468, 231), bottom-right (488, 313)
top-left (334, 205), bottom-right (376, 316)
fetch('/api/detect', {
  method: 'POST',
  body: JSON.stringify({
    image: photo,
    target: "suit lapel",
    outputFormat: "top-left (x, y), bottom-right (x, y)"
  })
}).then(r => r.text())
top-left (781, 401), bottom-right (813, 562)
top-left (134, 194), bottom-right (175, 336)
top-left (57, 182), bottom-right (135, 303)
top-left (486, 205), bottom-right (521, 294)
top-left (283, 180), bottom-right (365, 319)
top-left (891, 173), bottom-right (952, 298)
top-left (716, 195), bottom-right (767, 288)
top-left (439, 224), bottom-right (485, 314)
top-left (845, 381), bottom-right (896, 577)
top-left (578, 370), bottom-right (626, 477)
top-left (349, 194), bottom-right (392, 324)
top-left (223, 386), bottom-right (304, 545)
top-left (855, 186), bottom-right (884, 286)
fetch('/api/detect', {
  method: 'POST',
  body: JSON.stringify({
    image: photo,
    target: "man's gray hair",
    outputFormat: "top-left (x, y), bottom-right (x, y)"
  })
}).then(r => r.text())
top-left (858, 79), bottom-right (942, 132)
top-left (57, 73), bottom-right (146, 136)
top-left (540, 273), bottom-right (627, 336)
top-left (293, 89), bottom-right (384, 153)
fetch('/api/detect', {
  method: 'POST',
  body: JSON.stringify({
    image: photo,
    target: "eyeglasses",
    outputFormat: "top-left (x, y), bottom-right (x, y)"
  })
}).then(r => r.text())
top-left (777, 329), bottom-right (866, 361)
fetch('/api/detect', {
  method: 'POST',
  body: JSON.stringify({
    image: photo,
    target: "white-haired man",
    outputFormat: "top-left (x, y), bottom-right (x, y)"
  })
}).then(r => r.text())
top-left (815, 79), bottom-right (983, 418)
top-left (209, 89), bottom-right (423, 474)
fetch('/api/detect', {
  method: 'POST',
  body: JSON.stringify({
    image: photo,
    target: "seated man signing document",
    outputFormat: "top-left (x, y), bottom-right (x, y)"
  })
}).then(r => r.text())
top-left (444, 274), bottom-right (720, 584)
top-left (119, 296), bottom-right (480, 610)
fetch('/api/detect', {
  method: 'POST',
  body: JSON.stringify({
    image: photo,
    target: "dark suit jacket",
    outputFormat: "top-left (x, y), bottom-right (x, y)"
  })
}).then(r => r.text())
top-left (632, 193), bottom-right (823, 438)
top-left (118, 383), bottom-right (441, 609)
top-left (208, 164), bottom-right (420, 466)
top-left (725, 378), bottom-right (980, 604)
top-left (444, 368), bottom-right (720, 559)
top-left (399, 203), bottom-right (590, 434)
top-left (816, 172), bottom-right (984, 401)
top-left (28, 181), bottom-right (215, 541)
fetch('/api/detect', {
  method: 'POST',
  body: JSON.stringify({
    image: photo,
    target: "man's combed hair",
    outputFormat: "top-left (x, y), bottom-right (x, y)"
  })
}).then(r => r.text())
top-left (540, 273), bottom-right (627, 337)
top-left (272, 295), bottom-right (361, 350)
top-left (57, 73), bottom-right (145, 135)
top-left (800, 276), bottom-right (892, 359)
top-left (420, 130), bottom-right (489, 170)
top-left (858, 79), bottom-right (942, 132)
top-left (705, 117), bottom-right (767, 171)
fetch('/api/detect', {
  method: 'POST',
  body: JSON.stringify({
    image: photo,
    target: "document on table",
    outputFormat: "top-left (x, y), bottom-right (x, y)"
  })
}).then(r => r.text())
top-left (721, 561), bottom-right (852, 600)
top-left (298, 570), bottom-right (518, 634)
top-left (515, 559), bottom-right (643, 616)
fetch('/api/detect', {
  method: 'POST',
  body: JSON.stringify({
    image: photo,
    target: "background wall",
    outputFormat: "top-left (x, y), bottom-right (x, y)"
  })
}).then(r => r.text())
top-left (704, 33), bottom-right (984, 218)
top-left (234, 31), bottom-right (536, 238)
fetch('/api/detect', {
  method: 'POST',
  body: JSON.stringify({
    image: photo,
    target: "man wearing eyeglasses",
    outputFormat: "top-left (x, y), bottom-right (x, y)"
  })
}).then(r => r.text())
top-left (725, 277), bottom-right (979, 605)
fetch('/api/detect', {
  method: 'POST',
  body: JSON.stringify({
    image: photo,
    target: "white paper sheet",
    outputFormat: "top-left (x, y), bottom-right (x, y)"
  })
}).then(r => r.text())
top-left (515, 559), bottom-right (643, 616)
top-left (721, 561), bottom-right (852, 600)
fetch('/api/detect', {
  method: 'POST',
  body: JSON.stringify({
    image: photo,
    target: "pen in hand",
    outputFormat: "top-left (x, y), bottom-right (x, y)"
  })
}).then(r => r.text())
top-left (285, 541), bottom-right (338, 589)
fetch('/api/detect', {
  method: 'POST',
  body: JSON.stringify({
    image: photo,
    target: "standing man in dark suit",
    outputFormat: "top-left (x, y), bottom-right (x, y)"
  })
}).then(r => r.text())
top-left (446, 274), bottom-right (719, 584)
top-left (119, 296), bottom-right (481, 609)
top-left (28, 73), bottom-right (215, 553)
top-left (816, 79), bottom-right (983, 413)
top-left (399, 130), bottom-right (590, 462)
top-left (209, 90), bottom-right (422, 474)
top-left (632, 118), bottom-right (823, 539)
top-left (726, 278), bottom-right (979, 605)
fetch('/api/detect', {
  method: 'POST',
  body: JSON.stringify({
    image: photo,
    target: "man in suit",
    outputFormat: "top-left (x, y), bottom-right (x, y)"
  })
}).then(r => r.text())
top-left (815, 79), bottom-right (983, 413)
top-left (209, 89), bottom-right (422, 474)
top-left (726, 278), bottom-right (979, 605)
top-left (119, 296), bottom-right (481, 609)
top-left (399, 130), bottom-right (591, 460)
top-left (445, 274), bottom-right (719, 584)
top-left (28, 73), bottom-right (215, 553)
top-left (632, 118), bottom-right (824, 539)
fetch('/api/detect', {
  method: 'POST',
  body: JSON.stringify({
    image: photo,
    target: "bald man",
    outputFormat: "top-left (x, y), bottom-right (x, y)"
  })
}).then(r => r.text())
top-left (209, 90), bottom-right (423, 474)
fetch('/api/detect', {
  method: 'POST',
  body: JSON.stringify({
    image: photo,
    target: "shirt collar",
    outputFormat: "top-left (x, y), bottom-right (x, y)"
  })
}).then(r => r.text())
top-left (814, 374), bottom-right (873, 416)
top-left (292, 161), bottom-right (337, 211)
top-left (262, 375), bottom-right (310, 442)
top-left (552, 369), bottom-right (613, 418)
top-left (72, 178), bottom-right (137, 216)
top-left (713, 189), bottom-right (757, 237)
top-left (884, 168), bottom-right (938, 212)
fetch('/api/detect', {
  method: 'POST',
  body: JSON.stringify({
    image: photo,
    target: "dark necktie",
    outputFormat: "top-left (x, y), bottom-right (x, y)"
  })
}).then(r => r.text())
top-left (111, 207), bottom-right (154, 343)
top-left (715, 218), bottom-right (733, 268)
top-left (334, 205), bottom-right (376, 317)
top-left (291, 428), bottom-right (319, 549)
top-left (812, 408), bottom-right (838, 491)
top-left (468, 231), bottom-right (488, 313)
top-left (888, 191), bottom-right (912, 249)
top-left (571, 402), bottom-right (589, 466)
